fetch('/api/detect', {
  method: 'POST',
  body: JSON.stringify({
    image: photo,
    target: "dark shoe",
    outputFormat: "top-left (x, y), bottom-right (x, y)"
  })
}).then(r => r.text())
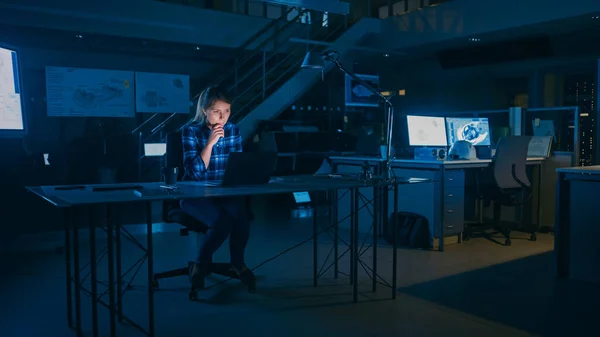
top-left (189, 263), bottom-right (207, 291)
top-left (233, 265), bottom-right (256, 293)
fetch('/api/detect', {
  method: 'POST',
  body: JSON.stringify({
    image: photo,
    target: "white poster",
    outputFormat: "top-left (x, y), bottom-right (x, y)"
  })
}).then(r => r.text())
top-left (135, 72), bottom-right (190, 114)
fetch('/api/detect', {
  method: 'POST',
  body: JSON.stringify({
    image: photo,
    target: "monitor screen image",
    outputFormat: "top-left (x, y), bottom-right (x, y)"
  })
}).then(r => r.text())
top-left (446, 117), bottom-right (491, 146)
top-left (406, 115), bottom-right (448, 147)
top-left (0, 45), bottom-right (25, 133)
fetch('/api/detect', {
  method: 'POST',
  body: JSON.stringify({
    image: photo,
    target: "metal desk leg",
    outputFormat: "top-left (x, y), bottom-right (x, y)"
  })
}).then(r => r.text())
top-left (106, 205), bottom-right (116, 337)
top-left (332, 190), bottom-right (338, 279)
top-left (372, 185), bottom-right (378, 293)
top-left (349, 188), bottom-right (354, 285)
top-left (145, 202), bottom-right (155, 337)
top-left (313, 202), bottom-right (318, 287)
top-left (115, 219), bottom-right (123, 322)
top-left (351, 188), bottom-right (359, 303)
top-left (555, 172), bottom-right (570, 279)
top-left (89, 208), bottom-right (99, 337)
top-left (72, 209), bottom-right (82, 337)
top-left (64, 211), bottom-right (73, 328)
top-left (392, 184), bottom-right (398, 299)
top-left (439, 166), bottom-right (445, 252)
top-left (536, 164), bottom-right (542, 232)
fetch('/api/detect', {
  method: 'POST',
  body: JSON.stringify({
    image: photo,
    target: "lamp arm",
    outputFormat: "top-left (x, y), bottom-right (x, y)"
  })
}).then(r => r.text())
top-left (327, 57), bottom-right (395, 180)
top-left (330, 59), bottom-right (391, 105)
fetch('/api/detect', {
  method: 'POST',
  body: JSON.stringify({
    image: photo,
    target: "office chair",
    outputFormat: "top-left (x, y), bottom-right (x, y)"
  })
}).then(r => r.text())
top-left (464, 136), bottom-right (534, 246)
top-left (151, 131), bottom-right (249, 300)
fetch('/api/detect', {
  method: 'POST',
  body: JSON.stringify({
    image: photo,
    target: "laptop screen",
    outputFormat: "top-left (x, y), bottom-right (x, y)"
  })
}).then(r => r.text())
top-left (527, 136), bottom-right (552, 158)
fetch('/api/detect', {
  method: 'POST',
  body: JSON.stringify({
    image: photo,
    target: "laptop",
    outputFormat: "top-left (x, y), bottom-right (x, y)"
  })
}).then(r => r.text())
top-left (203, 152), bottom-right (278, 187)
top-left (527, 136), bottom-right (553, 158)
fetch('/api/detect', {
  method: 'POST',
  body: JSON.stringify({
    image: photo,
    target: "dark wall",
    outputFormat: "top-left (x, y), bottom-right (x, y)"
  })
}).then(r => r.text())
top-left (1, 46), bottom-right (218, 235)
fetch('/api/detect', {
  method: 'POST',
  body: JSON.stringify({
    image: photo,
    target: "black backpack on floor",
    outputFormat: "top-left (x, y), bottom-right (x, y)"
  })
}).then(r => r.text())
top-left (384, 212), bottom-right (431, 249)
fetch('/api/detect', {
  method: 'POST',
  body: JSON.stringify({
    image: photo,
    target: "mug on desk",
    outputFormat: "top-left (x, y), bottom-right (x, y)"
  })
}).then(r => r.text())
top-left (163, 167), bottom-right (179, 185)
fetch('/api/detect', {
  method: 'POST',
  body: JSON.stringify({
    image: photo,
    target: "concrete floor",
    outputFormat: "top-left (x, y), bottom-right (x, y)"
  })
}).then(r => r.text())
top-left (0, 216), bottom-right (597, 337)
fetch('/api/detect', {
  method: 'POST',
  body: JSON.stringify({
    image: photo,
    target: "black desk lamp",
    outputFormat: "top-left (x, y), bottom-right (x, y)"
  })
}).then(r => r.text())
top-left (301, 50), bottom-right (395, 181)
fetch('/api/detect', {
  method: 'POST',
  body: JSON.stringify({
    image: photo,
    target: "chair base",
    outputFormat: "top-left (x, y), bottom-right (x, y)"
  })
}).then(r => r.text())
top-left (463, 221), bottom-right (537, 246)
top-left (152, 262), bottom-right (240, 288)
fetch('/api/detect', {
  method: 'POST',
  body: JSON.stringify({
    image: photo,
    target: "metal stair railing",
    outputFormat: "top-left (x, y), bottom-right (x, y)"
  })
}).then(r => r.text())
top-left (210, 8), bottom-right (310, 94)
top-left (134, 6), bottom-right (305, 140)
top-left (171, 8), bottom-right (311, 134)
top-left (229, 18), bottom-right (349, 124)
top-left (206, 7), bottom-right (308, 90)
top-left (138, 7), bottom-right (306, 142)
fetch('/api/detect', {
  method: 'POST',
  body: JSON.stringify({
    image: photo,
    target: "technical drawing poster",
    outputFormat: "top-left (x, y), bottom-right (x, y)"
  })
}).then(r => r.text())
top-left (135, 72), bottom-right (190, 114)
top-left (344, 74), bottom-right (380, 107)
top-left (45, 66), bottom-right (135, 118)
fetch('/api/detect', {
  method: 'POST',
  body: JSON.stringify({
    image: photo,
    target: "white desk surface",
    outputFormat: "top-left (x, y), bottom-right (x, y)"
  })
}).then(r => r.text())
top-left (556, 165), bottom-right (600, 174)
top-left (395, 157), bottom-right (546, 165)
top-left (330, 156), bottom-right (546, 165)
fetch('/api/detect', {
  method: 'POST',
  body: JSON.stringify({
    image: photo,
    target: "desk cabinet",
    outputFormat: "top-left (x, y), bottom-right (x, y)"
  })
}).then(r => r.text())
top-left (391, 167), bottom-right (464, 239)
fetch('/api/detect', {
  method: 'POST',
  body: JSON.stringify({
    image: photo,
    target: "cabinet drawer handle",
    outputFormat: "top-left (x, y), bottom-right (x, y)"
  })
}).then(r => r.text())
top-left (447, 194), bottom-right (454, 197)
top-left (445, 225), bottom-right (454, 229)
top-left (447, 209), bottom-right (454, 213)
top-left (448, 178), bottom-right (454, 181)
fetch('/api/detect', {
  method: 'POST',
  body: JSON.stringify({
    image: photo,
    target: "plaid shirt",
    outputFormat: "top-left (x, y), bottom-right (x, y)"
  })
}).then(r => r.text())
top-left (182, 122), bottom-right (243, 181)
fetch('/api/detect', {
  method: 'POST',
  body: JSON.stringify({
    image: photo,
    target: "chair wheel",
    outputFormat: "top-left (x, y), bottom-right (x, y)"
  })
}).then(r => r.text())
top-left (504, 239), bottom-right (511, 246)
top-left (530, 233), bottom-right (537, 241)
top-left (151, 279), bottom-right (159, 289)
top-left (462, 235), bottom-right (471, 241)
top-left (189, 291), bottom-right (197, 301)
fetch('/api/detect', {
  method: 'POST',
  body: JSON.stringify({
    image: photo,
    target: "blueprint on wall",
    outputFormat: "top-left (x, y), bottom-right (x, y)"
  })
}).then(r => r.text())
top-left (45, 66), bottom-right (135, 118)
top-left (135, 72), bottom-right (190, 114)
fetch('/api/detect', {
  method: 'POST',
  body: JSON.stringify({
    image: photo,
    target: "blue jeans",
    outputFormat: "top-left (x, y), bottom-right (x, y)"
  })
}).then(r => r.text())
top-left (180, 197), bottom-right (250, 269)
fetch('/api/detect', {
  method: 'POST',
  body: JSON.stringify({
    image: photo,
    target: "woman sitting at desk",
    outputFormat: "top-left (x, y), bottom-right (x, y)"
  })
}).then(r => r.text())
top-left (180, 86), bottom-right (254, 291)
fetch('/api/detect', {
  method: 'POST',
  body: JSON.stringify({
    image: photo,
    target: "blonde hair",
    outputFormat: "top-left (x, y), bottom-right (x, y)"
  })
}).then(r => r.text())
top-left (192, 86), bottom-right (232, 123)
top-left (192, 88), bottom-right (209, 123)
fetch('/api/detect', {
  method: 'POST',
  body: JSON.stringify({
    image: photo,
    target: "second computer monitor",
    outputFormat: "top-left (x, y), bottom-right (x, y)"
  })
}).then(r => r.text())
top-left (406, 115), bottom-right (448, 147)
top-left (446, 117), bottom-right (491, 147)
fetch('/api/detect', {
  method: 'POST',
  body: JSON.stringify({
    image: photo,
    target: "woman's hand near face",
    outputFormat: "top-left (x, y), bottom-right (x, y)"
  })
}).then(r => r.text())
top-left (208, 124), bottom-right (224, 146)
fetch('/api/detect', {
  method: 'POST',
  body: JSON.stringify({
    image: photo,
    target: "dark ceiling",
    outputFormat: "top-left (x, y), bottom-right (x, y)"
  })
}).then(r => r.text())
top-left (0, 23), bottom-right (236, 63)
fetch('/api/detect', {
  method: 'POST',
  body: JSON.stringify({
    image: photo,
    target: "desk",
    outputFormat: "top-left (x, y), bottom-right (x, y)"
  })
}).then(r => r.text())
top-left (555, 166), bottom-right (600, 285)
top-left (330, 157), bottom-right (545, 251)
top-left (27, 175), bottom-right (428, 337)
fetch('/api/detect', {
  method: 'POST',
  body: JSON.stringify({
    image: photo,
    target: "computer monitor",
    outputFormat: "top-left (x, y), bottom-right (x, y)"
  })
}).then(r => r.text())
top-left (406, 115), bottom-right (448, 147)
top-left (445, 117), bottom-right (491, 147)
top-left (0, 44), bottom-right (26, 136)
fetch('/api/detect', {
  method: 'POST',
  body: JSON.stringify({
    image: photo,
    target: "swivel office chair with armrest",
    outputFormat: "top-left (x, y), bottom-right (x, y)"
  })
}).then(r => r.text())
top-left (464, 136), bottom-right (534, 246)
top-left (152, 132), bottom-right (250, 300)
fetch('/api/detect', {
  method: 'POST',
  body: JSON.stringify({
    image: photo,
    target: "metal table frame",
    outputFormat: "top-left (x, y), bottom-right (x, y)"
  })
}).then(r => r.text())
top-left (27, 176), bottom-right (421, 337)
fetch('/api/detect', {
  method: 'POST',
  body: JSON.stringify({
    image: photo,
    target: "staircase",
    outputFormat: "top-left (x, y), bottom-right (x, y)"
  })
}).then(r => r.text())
top-left (141, 9), bottom-right (380, 143)
top-left (236, 18), bottom-right (380, 140)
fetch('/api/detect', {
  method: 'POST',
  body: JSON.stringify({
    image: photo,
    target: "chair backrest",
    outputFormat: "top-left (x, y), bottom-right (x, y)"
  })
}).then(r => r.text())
top-left (163, 132), bottom-right (184, 221)
top-left (165, 131), bottom-right (185, 181)
top-left (493, 136), bottom-right (532, 189)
